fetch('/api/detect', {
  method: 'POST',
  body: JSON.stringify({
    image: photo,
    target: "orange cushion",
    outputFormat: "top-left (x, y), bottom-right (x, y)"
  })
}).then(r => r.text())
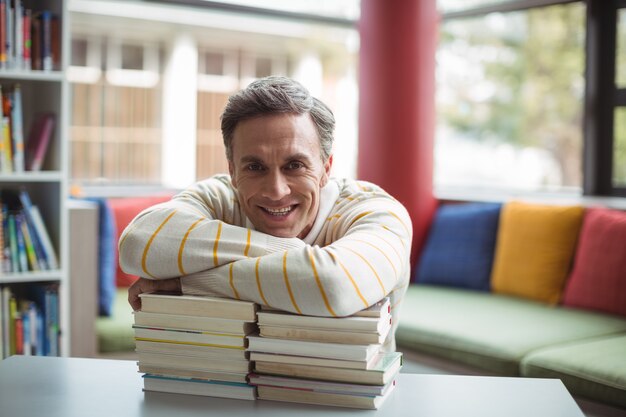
top-left (490, 202), bottom-right (584, 304)
top-left (109, 195), bottom-right (174, 287)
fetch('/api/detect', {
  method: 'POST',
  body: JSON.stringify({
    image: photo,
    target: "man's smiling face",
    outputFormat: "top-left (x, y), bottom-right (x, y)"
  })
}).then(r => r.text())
top-left (228, 113), bottom-right (332, 239)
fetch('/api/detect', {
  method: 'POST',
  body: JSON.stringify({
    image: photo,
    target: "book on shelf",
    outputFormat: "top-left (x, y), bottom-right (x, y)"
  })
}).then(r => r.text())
top-left (254, 351), bottom-right (403, 386)
top-left (248, 351), bottom-right (385, 371)
top-left (133, 310), bottom-right (256, 335)
top-left (257, 305), bottom-right (391, 334)
top-left (24, 113), bottom-right (54, 172)
top-left (259, 322), bottom-right (391, 345)
top-left (249, 373), bottom-right (397, 397)
top-left (0, 283), bottom-right (59, 358)
top-left (133, 326), bottom-right (247, 348)
top-left (247, 335), bottom-right (381, 362)
top-left (0, 3), bottom-right (59, 71)
top-left (142, 374), bottom-right (256, 400)
top-left (10, 84), bottom-right (23, 172)
top-left (139, 292), bottom-right (257, 321)
top-left (136, 351), bottom-right (252, 374)
top-left (256, 383), bottom-right (396, 410)
top-left (135, 339), bottom-right (248, 360)
top-left (137, 364), bottom-right (248, 384)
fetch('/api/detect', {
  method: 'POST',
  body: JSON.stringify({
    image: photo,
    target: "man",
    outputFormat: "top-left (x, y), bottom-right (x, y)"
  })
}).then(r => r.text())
top-left (120, 76), bottom-right (412, 350)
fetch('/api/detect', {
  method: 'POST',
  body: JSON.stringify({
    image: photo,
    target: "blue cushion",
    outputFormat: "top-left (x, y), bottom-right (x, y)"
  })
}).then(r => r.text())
top-left (415, 203), bottom-right (501, 290)
top-left (79, 197), bottom-right (117, 316)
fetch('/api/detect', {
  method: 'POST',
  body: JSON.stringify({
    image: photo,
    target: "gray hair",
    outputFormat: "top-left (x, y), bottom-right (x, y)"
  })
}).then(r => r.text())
top-left (221, 76), bottom-right (335, 162)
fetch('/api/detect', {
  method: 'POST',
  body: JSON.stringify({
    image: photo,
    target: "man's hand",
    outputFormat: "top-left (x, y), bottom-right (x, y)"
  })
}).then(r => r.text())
top-left (128, 277), bottom-right (182, 311)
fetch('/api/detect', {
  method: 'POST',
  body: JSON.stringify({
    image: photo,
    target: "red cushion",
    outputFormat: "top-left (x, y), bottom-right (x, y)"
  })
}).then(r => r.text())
top-left (109, 195), bottom-right (174, 287)
top-left (562, 207), bottom-right (626, 317)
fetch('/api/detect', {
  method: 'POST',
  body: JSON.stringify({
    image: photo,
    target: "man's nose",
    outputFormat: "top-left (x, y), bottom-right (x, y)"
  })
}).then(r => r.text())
top-left (261, 170), bottom-right (290, 200)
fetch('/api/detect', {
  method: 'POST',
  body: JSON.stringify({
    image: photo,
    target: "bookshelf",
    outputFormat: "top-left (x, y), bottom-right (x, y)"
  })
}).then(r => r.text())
top-left (0, 0), bottom-right (69, 358)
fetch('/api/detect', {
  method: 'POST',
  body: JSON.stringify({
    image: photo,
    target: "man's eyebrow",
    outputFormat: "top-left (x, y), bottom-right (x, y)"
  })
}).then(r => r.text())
top-left (286, 153), bottom-right (313, 162)
top-left (239, 156), bottom-right (264, 164)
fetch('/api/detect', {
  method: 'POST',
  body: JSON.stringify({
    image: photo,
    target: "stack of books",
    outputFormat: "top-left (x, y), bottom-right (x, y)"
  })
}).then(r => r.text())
top-left (134, 293), bottom-right (258, 400)
top-left (248, 298), bottom-right (402, 409)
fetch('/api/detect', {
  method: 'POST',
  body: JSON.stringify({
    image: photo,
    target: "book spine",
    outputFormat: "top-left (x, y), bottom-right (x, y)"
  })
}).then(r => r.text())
top-left (30, 10), bottom-right (39, 70)
top-left (14, 214), bottom-right (27, 272)
top-left (19, 212), bottom-right (39, 271)
top-left (21, 305), bottom-right (30, 355)
top-left (26, 113), bottom-right (54, 171)
top-left (39, 11), bottom-right (51, 71)
top-left (2, 116), bottom-right (12, 173)
top-left (11, 84), bottom-right (24, 172)
top-left (13, 0), bottom-right (21, 69)
top-left (29, 205), bottom-right (57, 269)
top-left (48, 287), bottom-right (59, 356)
top-left (21, 8), bottom-right (29, 70)
top-left (5, 2), bottom-right (11, 69)
top-left (1, 204), bottom-right (10, 273)
top-left (14, 312), bottom-right (22, 354)
top-left (1, 287), bottom-right (9, 357)
top-left (19, 189), bottom-right (49, 269)
top-left (0, 0), bottom-right (6, 69)
top-left (7, 213), bottom-right (18, 272)
top-left (8, 295), bottom-right (16, 354)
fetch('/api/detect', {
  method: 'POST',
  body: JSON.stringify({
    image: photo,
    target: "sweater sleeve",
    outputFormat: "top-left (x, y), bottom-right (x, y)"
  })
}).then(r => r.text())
top-left (181, 186), bottom-right (413, 317)
top-left (118, 175), bottom-right (305, 279)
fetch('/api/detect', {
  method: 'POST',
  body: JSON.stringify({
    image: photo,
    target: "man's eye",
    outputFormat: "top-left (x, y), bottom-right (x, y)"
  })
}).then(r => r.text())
top-left (246, 163), bottom-right (264, 171)
top-left (286, 161), bottom-right (304, 170)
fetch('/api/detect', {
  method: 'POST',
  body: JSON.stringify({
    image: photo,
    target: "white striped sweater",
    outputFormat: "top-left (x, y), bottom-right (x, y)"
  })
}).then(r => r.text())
top-left (119, 174), bottom-right (412, 349)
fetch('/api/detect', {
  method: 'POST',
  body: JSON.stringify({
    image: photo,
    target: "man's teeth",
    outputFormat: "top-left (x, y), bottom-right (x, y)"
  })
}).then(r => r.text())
top-left (264, 206), bottom-right (293, 216)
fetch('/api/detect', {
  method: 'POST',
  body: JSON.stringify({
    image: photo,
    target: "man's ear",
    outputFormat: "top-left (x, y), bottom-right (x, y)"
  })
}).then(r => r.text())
top-left (320, 154), bottom-right (333, 188)
top-left (228, 160), bottom-right (237, 188)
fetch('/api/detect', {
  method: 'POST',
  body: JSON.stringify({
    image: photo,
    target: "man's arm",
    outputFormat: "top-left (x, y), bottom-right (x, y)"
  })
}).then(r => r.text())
top-left (118, 175), bottom-right (304, 280)
top-left (181, 190), bottom-right (412, 317)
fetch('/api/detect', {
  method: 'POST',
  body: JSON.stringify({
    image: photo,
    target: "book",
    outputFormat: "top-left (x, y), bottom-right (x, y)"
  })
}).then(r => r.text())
top-left (133, 310), bottom-right (256, 335)
top-left (254, 351), bottom-right (403, 385)
top-left (1, 116), bottom-right (12, 172)
top-left (138, 364), bottom-right (248, 383)
top-left (27, 205), bottom-right (58, 269)
top-left (24, 113), bottom-right (54, 171)
top-left (248, 351), bottom-right (384, 371)
top-left (10, 84), bottom-right (24, 172)
top-left (247, 335), bottom-right (381, 362)
top-left (142, 374), bottom-right (256, 400)
top-left (135, 339), bottom-right (248, 360)
top-left (133, 326), bottom-right (247, 348)
top-left (259, 323), bottom-right (391, 345)
top-left (18, 212), bottom-right (38, 271)
top-left (249, 373), bottom-right (396, 396)
top-left (354, 297), bottom-right (391, 318)
top-left (256, 310), bottom-right (391, 333)
top-left (256, 384), bottom-right (396, 410)
top-left (136, 351), bottom-right (252, 374)
top-left (139, 293), bottom-right (257, 321)
top-left (18, 190), bottom-right (51, 270)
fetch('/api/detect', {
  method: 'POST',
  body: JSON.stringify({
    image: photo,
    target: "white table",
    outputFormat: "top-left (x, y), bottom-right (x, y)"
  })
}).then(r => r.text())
top-left (0, 356), bottom-right (584, 417)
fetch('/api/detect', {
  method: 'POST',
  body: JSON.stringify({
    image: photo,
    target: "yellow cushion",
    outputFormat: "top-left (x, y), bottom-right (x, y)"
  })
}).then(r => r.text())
top-left (491, 202), bottom-right (584, 304)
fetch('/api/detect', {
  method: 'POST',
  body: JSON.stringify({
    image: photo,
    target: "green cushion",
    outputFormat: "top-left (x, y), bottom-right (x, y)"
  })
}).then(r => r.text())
top-left (521, 335), bottom-right (626, 409)
top-left (96, 288), bottom-right (135, 353)
top-left (396, 285), bottom-right (626, 375)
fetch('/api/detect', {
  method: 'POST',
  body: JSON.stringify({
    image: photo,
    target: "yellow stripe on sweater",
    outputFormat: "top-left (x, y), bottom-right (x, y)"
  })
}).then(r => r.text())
top-left (229, 263), bottom-right (240, 299)
top-left (142, 210), bottom-right (177, 278)
top-left (327, 250), bottom-right (368, 308)
top-left (244, 229), bottom-right (251, 257)
top-left (307, 247), bottom-right (337, 317)
top-left (255, 258), bottom-right (269, 306)
top-left (282, 251), bottom-right (302, 314)
top-left (178, 218), bottom-right (205, 275)
top-left (388, 211), bottom-right (410, 236)
top-left (343, 247), bottom-right (386, 296)
top-left (344, 238), bottom-right (398, 279)
top-left (213, 221), bottom-right (223, 267)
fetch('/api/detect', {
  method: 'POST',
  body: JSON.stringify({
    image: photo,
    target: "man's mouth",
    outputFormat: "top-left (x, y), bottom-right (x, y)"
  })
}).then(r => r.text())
top-left (262, 205), bottom-right (296, 216)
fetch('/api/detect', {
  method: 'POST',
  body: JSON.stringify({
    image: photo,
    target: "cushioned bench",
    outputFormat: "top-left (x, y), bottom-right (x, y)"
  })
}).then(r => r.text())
top-left (397, 201), bottom-right (626, 410)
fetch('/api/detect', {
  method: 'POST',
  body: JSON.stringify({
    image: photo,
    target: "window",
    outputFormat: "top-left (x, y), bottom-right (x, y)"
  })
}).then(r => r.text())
top-left (437, 0), bottom-right (626, 198)
top-left (436, 2), bottom-right (585, 193)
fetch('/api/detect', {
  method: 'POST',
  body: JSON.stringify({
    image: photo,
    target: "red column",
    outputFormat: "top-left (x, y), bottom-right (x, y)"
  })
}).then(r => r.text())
top-left (358, 0), bottom-right (438, 269)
